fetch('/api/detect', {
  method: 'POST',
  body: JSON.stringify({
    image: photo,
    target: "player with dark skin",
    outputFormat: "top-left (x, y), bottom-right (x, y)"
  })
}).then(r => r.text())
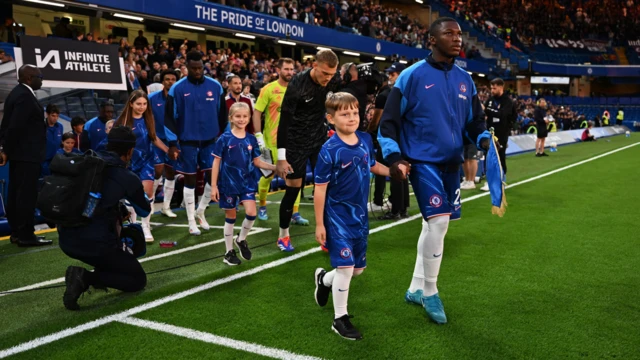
top-left (388, 20), bottom-right (497, 181)
top-left (166, 57), bottom-right (205, 189)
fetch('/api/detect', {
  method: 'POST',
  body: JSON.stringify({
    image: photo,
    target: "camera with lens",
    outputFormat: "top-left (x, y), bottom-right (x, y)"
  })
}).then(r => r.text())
top-left (357, 63), bottom-right (385, 95)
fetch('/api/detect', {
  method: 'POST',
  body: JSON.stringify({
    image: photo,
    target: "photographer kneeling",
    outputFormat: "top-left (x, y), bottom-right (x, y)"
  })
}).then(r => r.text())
top-left (59, 126), bottom-right (151, 310)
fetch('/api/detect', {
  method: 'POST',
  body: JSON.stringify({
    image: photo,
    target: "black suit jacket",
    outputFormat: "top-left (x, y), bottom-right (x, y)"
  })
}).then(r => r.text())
top-left (0, 84), bottom-right (46, 163)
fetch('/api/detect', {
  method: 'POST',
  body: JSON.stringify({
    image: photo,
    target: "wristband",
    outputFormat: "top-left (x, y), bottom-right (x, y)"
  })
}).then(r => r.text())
top-left (277, 148), bottom-right (286, 161)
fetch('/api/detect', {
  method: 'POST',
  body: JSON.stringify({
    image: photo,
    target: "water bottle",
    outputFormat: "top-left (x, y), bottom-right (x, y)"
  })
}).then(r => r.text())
top-left (159, 241), bottom-right (178, 248)
top-left (82, 192), bottom-right (101, 218)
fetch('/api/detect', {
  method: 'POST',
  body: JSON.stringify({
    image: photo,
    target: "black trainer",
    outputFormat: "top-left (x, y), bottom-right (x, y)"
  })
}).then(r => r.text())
top-left (63, 266), bottom-right (90, 311)
top-left (314, 268), bottom-right (331, 307)
top-left (378, 212), bottom-right (400, 220)
top-left (234, 235), bottom-right (252, 261)
top-left (541, 152), bottom-right (549, 157)
top-left (332, 315), bottom-right (362, 340)
top-left (223, 249), bottom-right (242, 266)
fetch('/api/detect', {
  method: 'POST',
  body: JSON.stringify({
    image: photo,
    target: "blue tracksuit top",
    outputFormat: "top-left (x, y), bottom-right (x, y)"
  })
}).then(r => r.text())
top-left (148, 90), bottom-right (177, 143)
top-left (164, 76), bottom-right (228, 145)
top-left (45, 122), bottom-right (64, 161)
top-left (82, 116), bottom-right (108, 151)
top-left (378, 55), bottom-right (489, 166)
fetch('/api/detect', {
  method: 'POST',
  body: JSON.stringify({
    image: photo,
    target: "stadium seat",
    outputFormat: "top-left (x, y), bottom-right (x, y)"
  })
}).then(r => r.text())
top-left (69, 110), bottom-right (85, 119)
top-left (114, 104), bottom-right (125, 113)
top-left (81, 96), bottom-right (95, 105)
top-left (83, 103), bottom-right (98, 112)
top-left (66, 98), bottom-right (81, 106)
top-left (631, 98), bottom-right (640, 105)
top-left (607, 97), bottom-right (619, 105)
top-left (619, 98), bottom-right (631, 105)
top-left (85, 111), bottom-right (99, 119)
top-left (67, 104), bottom-right (83, 112)
top-left (96, 97), bottom-right (109, 105)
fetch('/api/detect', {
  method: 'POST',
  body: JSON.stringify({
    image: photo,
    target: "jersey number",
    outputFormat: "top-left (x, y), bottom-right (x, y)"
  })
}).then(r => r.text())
top-left (454, 189), bottom-right (461, 206)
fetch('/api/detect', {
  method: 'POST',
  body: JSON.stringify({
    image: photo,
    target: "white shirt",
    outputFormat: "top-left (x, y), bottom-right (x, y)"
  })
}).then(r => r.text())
top-left (22, 83), bottom-right (36, 98)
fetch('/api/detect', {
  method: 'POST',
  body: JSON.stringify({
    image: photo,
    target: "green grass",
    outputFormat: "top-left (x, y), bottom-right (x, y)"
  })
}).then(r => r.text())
top-left (1, 135), bottom-right (639, 359)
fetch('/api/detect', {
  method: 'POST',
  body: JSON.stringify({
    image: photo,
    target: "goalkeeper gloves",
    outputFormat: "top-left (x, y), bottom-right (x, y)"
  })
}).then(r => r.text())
top-left (255, 132), bottom-right (267, 153)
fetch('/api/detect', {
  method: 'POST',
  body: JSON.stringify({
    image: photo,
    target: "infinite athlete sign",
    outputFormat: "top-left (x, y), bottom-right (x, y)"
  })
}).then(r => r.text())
top-left (14, 36), bottom-right (126, 90)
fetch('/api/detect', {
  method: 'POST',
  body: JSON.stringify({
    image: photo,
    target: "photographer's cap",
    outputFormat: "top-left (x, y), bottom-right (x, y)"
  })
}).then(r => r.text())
top-left (108, 126), bottom-right (137, 147)
top-left (385, 62), bottom-right (406, 73)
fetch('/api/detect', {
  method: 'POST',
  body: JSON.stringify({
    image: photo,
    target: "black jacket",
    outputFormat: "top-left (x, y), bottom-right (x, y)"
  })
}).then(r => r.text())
top-left (342, 79), bottom-right (368, 131)
top-left (58, 151), bottom-right (151, 257)
top-left (0, 84), bottom-right (46, 163)
top-left (278, 68), bottom-right (341, 151)
top-left (484, 94), bottom-right (517, 143)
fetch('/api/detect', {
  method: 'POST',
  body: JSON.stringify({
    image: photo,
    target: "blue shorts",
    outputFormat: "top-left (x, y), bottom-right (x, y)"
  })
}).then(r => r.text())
top-left (176, 141), bottom-right (215, 174)
top-left (328, 237), bottom-right (367, 269)
top-left (154, 142), bottom-right (176, 168)
top-left (133, 160), bottom-right (155, 182)
top-left (409, 163), bottom-right (461, 220)
top-left (219, 191), bottom-right (256, 210)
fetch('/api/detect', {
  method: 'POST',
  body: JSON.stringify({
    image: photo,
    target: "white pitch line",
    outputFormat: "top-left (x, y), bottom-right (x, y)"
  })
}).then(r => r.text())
top-left (0, 247), bottom-right (321, 359)
top-left (1, 141), bottom-right (638, 359)
top-left (0, 228), bottom-right (270, 298)
top-left (118, 317), bottom-right (323, 360)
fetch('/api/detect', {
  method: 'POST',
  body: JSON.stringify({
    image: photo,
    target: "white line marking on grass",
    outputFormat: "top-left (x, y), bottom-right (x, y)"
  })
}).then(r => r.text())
top-left (1, 141), bottom-right (638, 358)
top-left (265, 201), bottom-right (314, 206)
top-left (118, 317), bottom-right (323, 360)
top-left (0, 228), bottom-right (270, 297)
top-left (0, 247), bottom-right (321, 359)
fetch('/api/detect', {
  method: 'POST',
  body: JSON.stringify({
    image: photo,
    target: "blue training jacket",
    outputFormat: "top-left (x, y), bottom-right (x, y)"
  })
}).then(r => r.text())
top-left (378, 55), bottom-right (490, 166)
top-left (148, 90), bottom-right (177, 143)
top-left (164, 76), bottom-right (228, 145)
top-left (81, 116), bottom-right (108, 152)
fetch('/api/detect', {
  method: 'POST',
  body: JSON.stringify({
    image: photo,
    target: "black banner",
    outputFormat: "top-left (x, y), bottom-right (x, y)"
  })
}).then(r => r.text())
top-left (16, 35), bottom-right (125, 89)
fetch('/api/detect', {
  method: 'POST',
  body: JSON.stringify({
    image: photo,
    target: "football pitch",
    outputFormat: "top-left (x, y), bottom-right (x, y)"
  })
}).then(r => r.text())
top-left (1, 135), bottom-right (639, 359)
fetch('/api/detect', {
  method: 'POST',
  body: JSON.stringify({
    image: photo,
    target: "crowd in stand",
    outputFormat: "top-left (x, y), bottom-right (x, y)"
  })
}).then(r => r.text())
top-left (220, 0), bottom-right (431, 49)
top-left (446, 0), bottom-right (640, 48)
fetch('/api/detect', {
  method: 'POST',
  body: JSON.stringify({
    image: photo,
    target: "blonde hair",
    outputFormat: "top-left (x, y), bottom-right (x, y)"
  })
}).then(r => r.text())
top-left (325, 92), bottom-right (359, 116)
top-left (105, 119), bottom-right (115, 133)
top-left (315, 49), bottom-right (339, 68)
top-left (228, 102), bottom-right (251, 129)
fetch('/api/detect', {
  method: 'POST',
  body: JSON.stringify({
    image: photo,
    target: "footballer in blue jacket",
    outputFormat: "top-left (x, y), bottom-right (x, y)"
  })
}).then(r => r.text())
top-left (313, 93), bottom-right (392, 340)
top-left (165, 51), bottom-right (228, 236)
top-left (378, 17), bottom-right (493, 325)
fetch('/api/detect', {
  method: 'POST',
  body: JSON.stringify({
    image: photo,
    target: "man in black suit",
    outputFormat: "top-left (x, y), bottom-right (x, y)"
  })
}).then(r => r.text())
top-left (0, 65), bottom-right (53, 247)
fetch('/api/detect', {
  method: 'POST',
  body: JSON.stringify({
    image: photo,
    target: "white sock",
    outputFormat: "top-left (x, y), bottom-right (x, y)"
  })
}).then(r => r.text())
top-left (332, 267), bottom-right (354, 319)
top-left (153, 178), bottom-right (162, 197)
top-left (163, 179), bottom-right (175, 210)
top-left (224, 219), bottom-right (236, 252)
top-left (421, 216), bottom-right (450, 297)
top-left (409, 220), bottom-right (429, 293)
top-left (322, 269), bottom-right (336, 287)
top-left (279, 227), bottom-right (289, 238)
top-left (141, 196), bottom-right (153, 231)
top-left (197, 183), bottom-right (212, 214)
top-left (238, 216), bottom-right (255, 241)
top-left (184, 187), bottom-right (196, 223)
top-left (127, 206), bottom-right (137, 224)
